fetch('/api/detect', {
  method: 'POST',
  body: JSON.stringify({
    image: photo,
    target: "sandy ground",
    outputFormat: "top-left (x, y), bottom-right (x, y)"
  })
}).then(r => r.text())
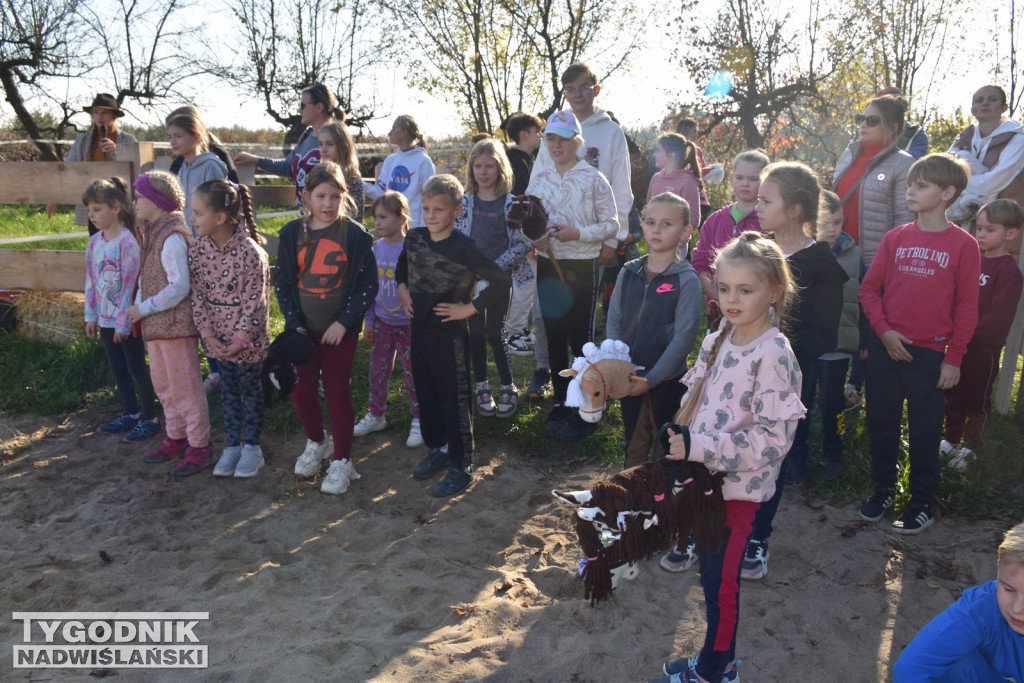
top-left (0, 407), bottom-right (1009, 682)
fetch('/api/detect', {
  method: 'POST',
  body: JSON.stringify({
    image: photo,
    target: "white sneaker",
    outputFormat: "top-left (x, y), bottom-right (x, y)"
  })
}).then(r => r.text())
top-left (406, 418), bottom-right (423, 447)
top-left (203, 373), bottom-right (221, 393)
top-left (353, 412), bottom-right (387, 437)
top-left (294, 435), bottom-right (332, 477)
top-left (234, 445), bottom-right (265, 478)
top-left (939, 440), bottom-right (956, 457)
top-left (948, 446), bottom-right (976, 472)
top-left (321, 458), bottom-right (360, 495)
top-left (213, 446), bottom-right (242, 477)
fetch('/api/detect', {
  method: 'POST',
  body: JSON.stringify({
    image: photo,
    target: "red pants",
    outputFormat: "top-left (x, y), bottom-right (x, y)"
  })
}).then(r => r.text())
top-left (291, 333), bottom-right (358, 461)
top-left (944, 348), bottom-right (999, 447)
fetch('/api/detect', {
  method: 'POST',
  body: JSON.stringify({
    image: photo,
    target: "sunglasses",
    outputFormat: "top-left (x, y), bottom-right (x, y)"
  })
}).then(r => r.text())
top-left (854, 114), bottom-right (882, 127)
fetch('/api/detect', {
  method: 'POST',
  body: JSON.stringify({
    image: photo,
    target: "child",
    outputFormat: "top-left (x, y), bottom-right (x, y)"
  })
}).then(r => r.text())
top-left (894, 519), bottom-right (1024, 682)
top-left (395, 175), bottom-right (511, 497)
top-left (653, 232), bottom-right (805, 683)
top-left (455, 138), bottom-right (529, 417)
top-left (526, 110), bottom-right (618, 442)
top-left (275, 161), bottom-right (378, 495)
top-left (605, 192), bottom-right (702, 468)
top-left (676, 117), bottom-right (721, 225)
top-left (126, 171), bottom-right (212, 476)
top-left (502, 111), bottom-right (544, 195)
top-left (317, 119), bottom-right (365, 218)
top-left (647, 133), bottom-right (703, 238)
top-left (941, 199), bottom-right (1024, 465)
top-left (948, 84), bottom-right (1024, 226)
top-left (692, 150), bottom-right (770, 329)
top-left (83, 177), bottom-right (160, 444)
top-left (189, 179), bottom-right (270, 478)
top-left (742, 162), bottom-right (846, 580)
top-left (815, 190), bottom-right (865, 477)
top-left (859, 153), bottom-right (980, 533)
top-left (166, 109), bottom-right (229, 236)
top-left (364, 115), bottom-right (436, 227)
top-left (353, 192), bottom-right (422, 448)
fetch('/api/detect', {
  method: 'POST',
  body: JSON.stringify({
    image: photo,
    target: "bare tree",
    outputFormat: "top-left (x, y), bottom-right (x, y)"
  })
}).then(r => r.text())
top-left (998, 0), bottom-right (1023, 116)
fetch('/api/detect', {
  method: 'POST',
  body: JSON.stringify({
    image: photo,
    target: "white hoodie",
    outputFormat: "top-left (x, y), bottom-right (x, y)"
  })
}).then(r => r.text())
top-left (364, 146), bottom-right (436, 227)
top-left (948, 118), bottom-right (1024, 221)
top-left (531, 108), bottom-right (633, 247)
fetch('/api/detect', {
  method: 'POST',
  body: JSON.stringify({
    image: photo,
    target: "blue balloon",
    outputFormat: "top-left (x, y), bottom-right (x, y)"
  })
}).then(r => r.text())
top-left (705, 70), bottom-right (734, 100)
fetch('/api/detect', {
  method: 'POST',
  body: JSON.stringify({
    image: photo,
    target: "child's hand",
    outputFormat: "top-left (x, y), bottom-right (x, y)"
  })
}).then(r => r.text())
top-left (937, 363), bottom-right (960, 390)
top-left (880, 330), bottom-right (913, 362)
top-left (398, 284), bottom-right (414, 319)
top-left (85, 322), bottom-right (97, 338)
top-left (321, 322), bottom-right (347, 346)
top-left (598, 243), bottom-right (616, 265)
top-left (127, 305), bottom-right (143, 323)
top-left (859, 349), bottom-right (868, 361)
top-left (664, 428), bottom-right (689, 461)
top-left (628, 380), bottom-right (649, 396)
top-left (113, 331), bottom-right (130, 343)
top-left (434, 302), bottom-right (476, 322)
top-left (363, 326), bottom-right (375, 343)
top-left (550, 223), bottom-right (580, 242)
top-left (221, 342), bottom-right (246, 360)
top-left (203, 336), bottom-right (227, 357)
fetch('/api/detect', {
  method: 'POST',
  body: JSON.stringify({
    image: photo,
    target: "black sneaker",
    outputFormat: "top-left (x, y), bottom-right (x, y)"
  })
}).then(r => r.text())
top-left (740, 538), bottom-right (769, 580)
top-left (892, 503), bottom-right (934, 535)
top-left (527, 368), bottom-right (551, 399)
top-left (432, 464), bottom-right (473, 497)
top-left (545, 405), bottom-right (571, 437)
top-left (555, 412), bottom-right (598, 442)
top-left (859, 487), bottom-right (895, 523)
top-left (413, 447), bottom-right (449, 480)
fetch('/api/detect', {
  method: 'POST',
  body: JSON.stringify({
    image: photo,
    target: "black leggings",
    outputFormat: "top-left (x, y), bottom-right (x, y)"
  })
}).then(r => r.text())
top-left (468, 301), bottom-right (513, 386)
top-left (537, 256), bottom-right (599, 403)
top-left (100, 327), bottom-right (157, 419)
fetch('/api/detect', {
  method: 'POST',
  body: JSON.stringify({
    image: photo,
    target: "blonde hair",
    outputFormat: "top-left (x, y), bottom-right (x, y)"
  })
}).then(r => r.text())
top-left (422, 174), bottom-right (463, 205)
top-left (645, 192), bottom-right (691, 227)
top-left (674, 232), bottom-right (795, 427)
top-left (165, 110), bottom-right (211, 154)
top-left (143, 171), bottom-right (185, 211)
top-left (394, 114), bottom-right (426, 149)
top-left (761, 161), bottom-right (821, 239)
top-left (318, 121), bottom-right (360, 182)
top-left (371, 191), bottom-right (410, 233)
top-left (465, 139), bottom-right (513, 196)
top-left (999, 521), bottom-right (1024, 567)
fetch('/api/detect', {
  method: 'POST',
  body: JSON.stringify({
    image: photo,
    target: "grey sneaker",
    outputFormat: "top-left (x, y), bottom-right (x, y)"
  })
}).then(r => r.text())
top-left (213, 446), bottom-right (242, 477)
top-left (234, 445), bottom-right (265, 478)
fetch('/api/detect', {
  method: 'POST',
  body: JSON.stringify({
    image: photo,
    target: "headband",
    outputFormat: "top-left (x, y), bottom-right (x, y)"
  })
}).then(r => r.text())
top-left (133, 173), bottom-right (179, 213)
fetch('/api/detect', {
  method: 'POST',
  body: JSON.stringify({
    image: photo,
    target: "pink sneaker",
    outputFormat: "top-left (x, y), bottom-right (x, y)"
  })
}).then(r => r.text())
top-left (171, 446), bottom-right (213, 477)
top-left (142, 437), bottom-right (188, 463)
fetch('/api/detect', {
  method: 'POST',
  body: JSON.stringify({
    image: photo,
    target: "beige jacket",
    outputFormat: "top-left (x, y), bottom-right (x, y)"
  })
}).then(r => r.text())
top-left (832, 141), bottom-right (915, 266)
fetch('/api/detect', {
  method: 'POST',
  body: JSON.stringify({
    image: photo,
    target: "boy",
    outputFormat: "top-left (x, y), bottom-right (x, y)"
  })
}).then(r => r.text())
top-left (859, 153), bottom-right (980, 534)
top-left (691, 150), bottom-right (770, 330)
top-left (503, 112), bottom-right (544, 195)
top-left (606, 192), bottom-right (702, 468)
top-left (941, 199), bottom-right (1024, 466)
top-left (396, 175), bottom-right (511, 497)
top-left (893, 520), bottom-right (1024, 681)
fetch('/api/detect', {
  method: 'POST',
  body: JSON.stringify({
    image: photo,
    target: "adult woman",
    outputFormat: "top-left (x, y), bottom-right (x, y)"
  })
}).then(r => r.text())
top-left (233, 84), bottom-right (341, 204)
top-left (832, 94), bottom-right (915, 410)
top-left (50, 93), bottom-right (138, 235)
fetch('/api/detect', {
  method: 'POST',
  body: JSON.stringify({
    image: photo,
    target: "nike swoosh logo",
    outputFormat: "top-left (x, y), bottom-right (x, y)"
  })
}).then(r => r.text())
top-left (656, 283), bottom-right (676, 293)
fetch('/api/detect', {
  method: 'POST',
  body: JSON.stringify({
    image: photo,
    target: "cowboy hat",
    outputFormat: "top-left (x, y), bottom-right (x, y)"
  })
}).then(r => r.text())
top-left (83, 93), bottom-right (125, 118)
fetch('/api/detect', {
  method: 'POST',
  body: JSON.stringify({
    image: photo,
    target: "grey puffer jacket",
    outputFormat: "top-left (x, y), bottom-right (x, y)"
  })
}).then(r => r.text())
top-left (832, 140), bottom-right (915, 267)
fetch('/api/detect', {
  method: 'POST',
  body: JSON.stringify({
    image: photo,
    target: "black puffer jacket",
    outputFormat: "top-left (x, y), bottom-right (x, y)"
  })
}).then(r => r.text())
top-left (786, 240), bottom-right (848, 360)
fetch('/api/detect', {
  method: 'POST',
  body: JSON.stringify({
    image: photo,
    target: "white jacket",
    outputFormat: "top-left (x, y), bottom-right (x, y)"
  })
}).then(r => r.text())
top-left (531, 108), bottom-right (633, 247)
top-left (364, 146), bottom-right (436, 227)
top-left (526, 159), bottom-right (618, 260)
top-left (948, 118), bottom-right (1024, 221)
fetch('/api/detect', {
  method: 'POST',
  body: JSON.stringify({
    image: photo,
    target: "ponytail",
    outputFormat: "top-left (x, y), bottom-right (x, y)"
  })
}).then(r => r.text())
top-left (193, 179), bottom-right (264, 244)
top-left (674, 320), bottom-right (732, 427)
top-left (82, 176), bottom-right (136, 232)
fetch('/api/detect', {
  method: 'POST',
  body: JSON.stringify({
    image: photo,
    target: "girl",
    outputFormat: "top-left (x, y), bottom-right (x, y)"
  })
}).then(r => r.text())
top-left (126, 171), bottom-right (212, 476)
top-left (948, 84), bottom-right (1024, 226)
top-left (189, 179), bottom-right (270, 478)
top-left (526, 110), bottom-right (618, 442)
top-left (605, 192), bottom-right (702, 468)
top-left (454, 138), bottom-right (529, 417)
top-left (83, 177), bottom-right (160, 445)
top-left (167, 108), bottom-right (230, 393)
top-left (353, 192), bottom-right (422, 448)
top-left (743, 162), bottom-right (845, 579)
top-left (364, 115), bottom-right (436, 227)
top-left (655, 232), bottom-right (805, 683)
top-left (274, 161), bottom-right (378, 496)
top-left (168, 105), bottom-right (240, 184)
top-left (692, 150), bottom-right (770, 330)
top-left (52, 93), bottom-right (138, 235)
top-left (234, 84), bottom-right (343, 205)
top-left (647, 132), bottom-right (703, 242)
top-left (317, 119), bottom-right (365, 217)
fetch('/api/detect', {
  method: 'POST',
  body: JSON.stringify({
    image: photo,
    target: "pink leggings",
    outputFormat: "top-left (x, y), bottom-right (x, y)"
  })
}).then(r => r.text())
top-left (367, 320), bottom-right (419, 418)
top-left (146, 337), bottom-right (210, 447)
top-left (291, 333), bottom-right (358, 461)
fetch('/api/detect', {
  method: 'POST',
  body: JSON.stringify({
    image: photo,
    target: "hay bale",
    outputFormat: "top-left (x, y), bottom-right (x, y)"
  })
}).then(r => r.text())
top-left (15, 290), bottom-right (86, 345)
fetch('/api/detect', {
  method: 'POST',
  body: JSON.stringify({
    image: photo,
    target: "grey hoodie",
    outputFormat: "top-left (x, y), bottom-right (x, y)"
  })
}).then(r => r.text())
top-left (178, 152), bottom-right (228, 235)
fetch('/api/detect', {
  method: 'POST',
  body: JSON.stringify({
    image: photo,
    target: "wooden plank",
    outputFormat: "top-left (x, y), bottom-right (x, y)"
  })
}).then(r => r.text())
top-left (0, 250), bottom-right (87, 291)
top-left (252, 185), bottom-right (297, 207)
top-left (993, 248), bottom-right (1024, 415)
top-left (0, 231), bottom-right (88, 245)
top-left (0, 162), bottom-right (133, 205)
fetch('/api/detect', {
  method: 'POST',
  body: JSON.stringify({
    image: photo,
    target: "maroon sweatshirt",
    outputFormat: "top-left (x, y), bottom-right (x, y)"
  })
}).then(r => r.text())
top-left (971, 254), bottom-right (1024, 352)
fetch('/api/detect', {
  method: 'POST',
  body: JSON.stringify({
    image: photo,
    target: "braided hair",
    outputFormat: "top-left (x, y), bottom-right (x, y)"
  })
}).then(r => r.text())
top-left (193, 179), bottom-right (263, 244)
